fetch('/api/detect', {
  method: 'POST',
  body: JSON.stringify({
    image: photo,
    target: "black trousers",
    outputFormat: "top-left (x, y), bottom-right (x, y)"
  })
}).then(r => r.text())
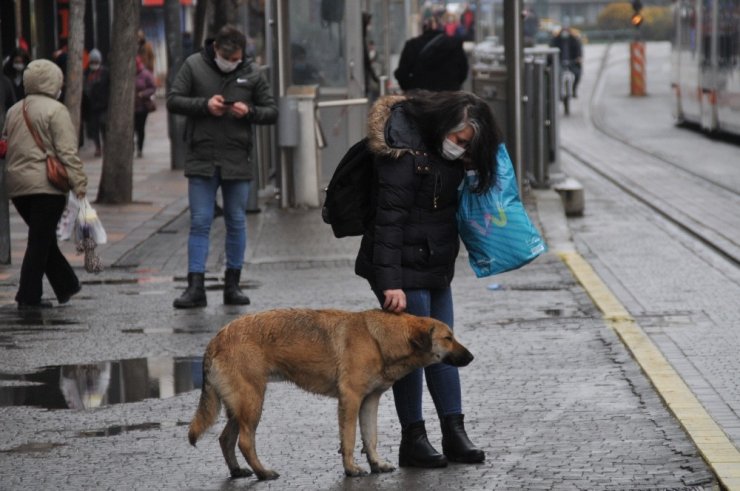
top-left (12, 194), bottom-right (80, 304)
top-left (134, 111), bottom-right (149, 153)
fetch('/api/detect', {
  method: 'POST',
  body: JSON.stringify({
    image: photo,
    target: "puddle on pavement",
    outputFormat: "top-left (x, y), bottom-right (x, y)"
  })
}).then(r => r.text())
top-left (81, 276), bottom-right (173, 286)
top-left (0, 356), bottom-right (202, 410)
top-left (121, 328), bottom-right (212, 334)
top-left (544, 309), bottom-right (563, 317)
top-left (0, 318), bottom-right (81, 329)
top-left (78, 421), bottom-right (189, 438)
top-left (0, 442), bottom-right (66, 454)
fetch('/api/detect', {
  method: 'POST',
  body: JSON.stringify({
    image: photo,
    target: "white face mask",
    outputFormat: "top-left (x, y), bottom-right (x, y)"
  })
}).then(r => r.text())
top-left (13, 63), bottom-right (25, 72)
top-left (215, 54), bottom-right (241, 73)
top-left (441, 137), bottom-right (466, 160)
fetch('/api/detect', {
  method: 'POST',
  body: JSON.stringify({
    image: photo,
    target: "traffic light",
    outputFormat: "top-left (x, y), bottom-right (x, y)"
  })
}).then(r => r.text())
top-left (631, 0), bottom-right (644, 27)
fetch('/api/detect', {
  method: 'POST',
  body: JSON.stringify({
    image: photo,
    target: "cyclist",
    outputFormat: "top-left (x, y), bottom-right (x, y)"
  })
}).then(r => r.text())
top-left (550, 27), bottom-right (583, 98)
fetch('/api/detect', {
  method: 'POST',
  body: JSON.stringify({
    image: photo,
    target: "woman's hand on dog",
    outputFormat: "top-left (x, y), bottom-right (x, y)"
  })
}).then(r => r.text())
top-left (383, 289), bottom-right (406, 313)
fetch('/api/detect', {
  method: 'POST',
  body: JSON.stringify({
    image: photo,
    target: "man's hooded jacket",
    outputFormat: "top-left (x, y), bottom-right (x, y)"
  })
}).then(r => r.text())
top-left (167, 39), bottom-right (278, 180)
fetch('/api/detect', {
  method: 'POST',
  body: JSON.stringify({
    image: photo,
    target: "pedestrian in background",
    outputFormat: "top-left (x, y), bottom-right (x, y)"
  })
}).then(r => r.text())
top-left (167, 24), bottom-right (278, 309)
top-left (356, 90), bottom-right (500, 468)
top-left (2, 59), bottom-right (88, 310)
top-left (0, 72), bottom-right (16, 130)
top-left (3, 48), bottom-right (31, 100)
top-left (134, 56), bottom-right (156, 159)
top-left (394, 16), bottom-right (469, 92)
top-left (83, 49), bottom-right (110, 157)
top-left (137, 29), bottom-right (156, 73)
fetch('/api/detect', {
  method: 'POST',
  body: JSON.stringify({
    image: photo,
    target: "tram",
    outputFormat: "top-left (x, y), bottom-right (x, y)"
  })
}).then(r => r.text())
top-left (671, 0), bottom-right (740, 135)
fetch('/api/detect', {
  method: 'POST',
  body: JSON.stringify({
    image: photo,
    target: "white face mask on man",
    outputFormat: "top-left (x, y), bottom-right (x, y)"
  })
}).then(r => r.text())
top-left (441, 137), bottom-right (467, 160)
top-left (215, 54), bottom-right (241, 73)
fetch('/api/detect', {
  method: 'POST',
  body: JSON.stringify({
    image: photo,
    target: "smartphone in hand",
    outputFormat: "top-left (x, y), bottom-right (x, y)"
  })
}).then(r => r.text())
top-left (223, 99), bottom-right (236, 105)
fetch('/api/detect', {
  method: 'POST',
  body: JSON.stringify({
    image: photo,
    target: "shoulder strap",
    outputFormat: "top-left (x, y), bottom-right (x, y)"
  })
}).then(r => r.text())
top-left (22, 100), bottom-right (48, 154)
top-left (418, 33), bottom-right (445, 60)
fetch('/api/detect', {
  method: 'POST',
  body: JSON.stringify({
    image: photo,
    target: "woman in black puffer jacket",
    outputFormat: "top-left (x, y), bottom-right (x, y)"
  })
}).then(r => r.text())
top-left (355, 91), bottom-right (502, 468)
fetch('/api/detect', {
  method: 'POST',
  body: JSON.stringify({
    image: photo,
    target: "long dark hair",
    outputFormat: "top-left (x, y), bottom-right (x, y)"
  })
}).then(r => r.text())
top-left (403, 90), bottom-right (502, 193)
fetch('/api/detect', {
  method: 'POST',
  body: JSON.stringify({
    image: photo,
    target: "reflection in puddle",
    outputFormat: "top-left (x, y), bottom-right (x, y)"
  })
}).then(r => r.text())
top-left (0, 356), bottom-right (202, 410)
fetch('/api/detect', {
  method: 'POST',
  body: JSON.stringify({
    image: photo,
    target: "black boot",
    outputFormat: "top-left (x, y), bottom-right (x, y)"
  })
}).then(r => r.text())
top-left (398, 420), bottom-right (448, 468)
top-left (223, 269), bottom-right (250, 305)
top-left (441, 414), bottom-right (485, 463)
top-left (173, 273), bottom-right (207, 309)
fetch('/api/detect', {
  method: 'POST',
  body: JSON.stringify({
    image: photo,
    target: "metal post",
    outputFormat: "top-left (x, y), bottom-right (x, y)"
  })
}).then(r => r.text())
top-left (504, 0), bottom-right (524, 196)
top-left (290, 87), bottom-right (321, 208)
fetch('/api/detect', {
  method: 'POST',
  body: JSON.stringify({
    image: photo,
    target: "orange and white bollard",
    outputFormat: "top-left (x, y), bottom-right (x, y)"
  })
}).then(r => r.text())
top-left (630, 41), bottom-right (646, 96)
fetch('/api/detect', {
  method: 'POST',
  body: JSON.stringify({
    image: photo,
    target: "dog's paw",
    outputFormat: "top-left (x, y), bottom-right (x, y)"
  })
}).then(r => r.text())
top-left (229, 468), bottom-right (253, 479)
top-left (344, 465), bottom-right (369, 478)
top-left (256, 469), bottom-right (280, 481)
top-left (370, 459), bottom-right (396, 473)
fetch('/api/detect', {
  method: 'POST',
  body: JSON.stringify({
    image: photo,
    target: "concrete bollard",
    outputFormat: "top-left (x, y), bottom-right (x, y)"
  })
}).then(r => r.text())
top-left (553, 177), bottom-right (585, 217)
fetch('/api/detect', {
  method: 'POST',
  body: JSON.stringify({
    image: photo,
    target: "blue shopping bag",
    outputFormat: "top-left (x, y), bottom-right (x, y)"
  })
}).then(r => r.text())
top-left (457, 144), bottom-right (547, 277)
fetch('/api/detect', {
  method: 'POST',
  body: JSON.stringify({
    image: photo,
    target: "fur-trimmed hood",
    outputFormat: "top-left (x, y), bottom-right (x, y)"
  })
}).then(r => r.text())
top-left (366, 95), bottom-right (428, 159)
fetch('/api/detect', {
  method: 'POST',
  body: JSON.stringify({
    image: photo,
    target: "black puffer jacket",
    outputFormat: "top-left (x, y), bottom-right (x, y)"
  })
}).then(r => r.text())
top-left (355, 96), bottom-right (465, 291)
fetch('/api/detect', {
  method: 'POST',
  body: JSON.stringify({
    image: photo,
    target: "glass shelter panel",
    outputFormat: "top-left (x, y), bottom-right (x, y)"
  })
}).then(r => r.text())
top-left (289, 0), bottom-right (347, 87)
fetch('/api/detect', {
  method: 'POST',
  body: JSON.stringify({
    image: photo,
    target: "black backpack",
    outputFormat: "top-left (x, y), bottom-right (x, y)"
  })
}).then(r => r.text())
top-left (322, 138), bottom-right (375, 238)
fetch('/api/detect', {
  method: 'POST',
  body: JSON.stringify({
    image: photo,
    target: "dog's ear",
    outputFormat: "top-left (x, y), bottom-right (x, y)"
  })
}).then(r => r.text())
top-left (410, 324), bottom-right (435, 352)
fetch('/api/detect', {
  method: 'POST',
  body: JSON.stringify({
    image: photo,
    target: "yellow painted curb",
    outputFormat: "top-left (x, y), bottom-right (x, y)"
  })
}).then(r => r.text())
top-left (557, 250), bottom-right (740, 490)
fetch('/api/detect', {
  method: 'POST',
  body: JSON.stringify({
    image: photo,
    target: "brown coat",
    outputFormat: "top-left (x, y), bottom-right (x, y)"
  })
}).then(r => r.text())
top-left (2, 59), bottom-right (87, 198)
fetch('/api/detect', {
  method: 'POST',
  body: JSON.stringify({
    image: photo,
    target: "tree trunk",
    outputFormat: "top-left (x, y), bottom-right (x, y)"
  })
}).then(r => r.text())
top-left (195, 0), bottom-right (238, 45)
top-left (193, 0), bottom-right (209, 50)
top-left (164, 0), bottom-right (186, 170)
top-left (97, 0), bottom-right (140, 204)
top-left (212, 0), bottom-right (238, 34)
top-left (64, 0), bottom-right (86, 134)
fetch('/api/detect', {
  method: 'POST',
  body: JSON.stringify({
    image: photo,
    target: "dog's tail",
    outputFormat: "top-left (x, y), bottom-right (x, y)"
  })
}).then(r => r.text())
top-left (188, 360), bottom-right (221, 447)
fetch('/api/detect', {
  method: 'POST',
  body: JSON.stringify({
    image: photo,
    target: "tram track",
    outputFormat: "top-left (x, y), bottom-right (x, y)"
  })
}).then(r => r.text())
top-left (561, 43), bottom-right (740, 269)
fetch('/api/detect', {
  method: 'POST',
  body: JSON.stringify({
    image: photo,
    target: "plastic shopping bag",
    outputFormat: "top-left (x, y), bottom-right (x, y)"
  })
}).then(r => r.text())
top-left (457, 144), bottom-right (547, 278)
top-left (75, 197), bottom-right (107, 245)
top-left (56, 192), bottom-right (80, 241)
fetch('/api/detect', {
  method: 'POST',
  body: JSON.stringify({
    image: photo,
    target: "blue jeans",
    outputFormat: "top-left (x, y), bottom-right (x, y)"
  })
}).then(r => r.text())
top-left (374, 286), bottom-right (463, 428)
top-left (187, 169), bottom-right (250, 273)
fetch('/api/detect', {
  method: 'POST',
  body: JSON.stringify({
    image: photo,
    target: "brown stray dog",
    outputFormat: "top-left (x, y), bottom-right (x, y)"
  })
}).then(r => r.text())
top-left (187, 308), bottom-right (474, 480)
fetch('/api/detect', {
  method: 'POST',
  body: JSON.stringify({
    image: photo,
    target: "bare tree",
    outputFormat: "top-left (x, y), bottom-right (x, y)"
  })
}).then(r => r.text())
top-left (64, 0), bottom-right (86, 134)
top-left (97, 0), bottom-right (140, 204)
top-left (212, 0), bottom-right (238, 33)
top-left (164, 0), bottom-right (185, 169)
top-left (194, 0), bottom-right (239, 47)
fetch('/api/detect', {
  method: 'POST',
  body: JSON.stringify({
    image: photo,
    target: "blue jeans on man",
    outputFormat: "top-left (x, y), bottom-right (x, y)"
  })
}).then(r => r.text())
top-left (173, 167), bottom-right (252, 308)
top-left (187, 168), bottom-right (250, 273)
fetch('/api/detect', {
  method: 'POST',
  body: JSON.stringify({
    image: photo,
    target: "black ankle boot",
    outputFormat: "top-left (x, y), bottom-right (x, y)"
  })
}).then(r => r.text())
top-left (223, 269), bottom-right (250, 305)
top-left (398, 420), bottom-right (448, 468)
top-left (173, 273), bottom-right (207, 309)
top-left (441, 414), bottom-right (485, 463)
